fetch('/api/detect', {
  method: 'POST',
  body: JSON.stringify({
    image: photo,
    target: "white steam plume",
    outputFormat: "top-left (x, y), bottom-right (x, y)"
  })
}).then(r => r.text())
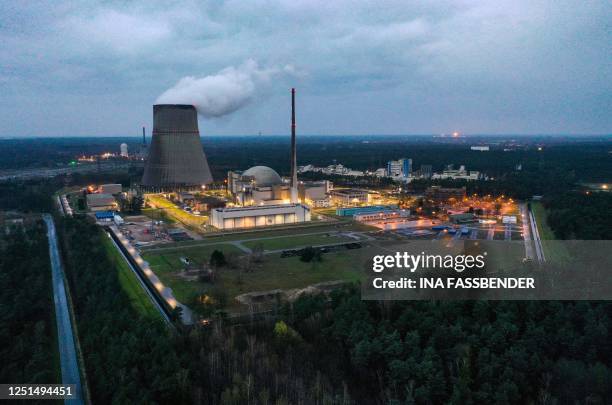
top-left (156, 60), bottom-right (295, 118)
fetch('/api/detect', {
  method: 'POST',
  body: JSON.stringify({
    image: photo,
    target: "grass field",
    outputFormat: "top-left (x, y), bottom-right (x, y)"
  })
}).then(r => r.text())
top-left (220, 252), bottom-right (363, 306)
top-left (101, 236), bottom-right (162, 320)
top-left (143, 245), bottom-right (366, 313)
top-left (142, 243), bottom-right (243, 304)
top-left (531, 201), bottom-right (570, 263)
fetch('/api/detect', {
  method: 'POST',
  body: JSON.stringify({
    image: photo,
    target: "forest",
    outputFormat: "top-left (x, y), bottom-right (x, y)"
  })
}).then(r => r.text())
top-left (0, 219), bottom-right (58, 386)
top-left (54, 215), bottom-right (611, 404)
top-left (542, 191), bottom-right (612, 240)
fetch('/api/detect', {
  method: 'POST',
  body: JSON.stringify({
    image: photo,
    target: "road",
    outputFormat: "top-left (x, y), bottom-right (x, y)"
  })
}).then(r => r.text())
top-left (520, 203), bottom-right (536, 261)
top-left (43, 214), bottom-right (85, 404)
top-left (528, 205), bottom-right (546, 263)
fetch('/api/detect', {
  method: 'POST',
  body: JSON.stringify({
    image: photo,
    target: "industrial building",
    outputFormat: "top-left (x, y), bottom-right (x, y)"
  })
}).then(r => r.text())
top-left (353, 209), bottom-right (410, 222)
top-left (228, 167), bottom-right (331, 207)
top-left (330, 189), bottom-right (369, 206)
top-left (210, 204), bottom-right (311, 230)
top-left (86, 193), bottom-right (117, 211)
top-left (141, 104), bottom-right (213, 190)
top-left (336, 205), bottom-right (398, 217)
top-left (212, 88), bottom-right (312, 230)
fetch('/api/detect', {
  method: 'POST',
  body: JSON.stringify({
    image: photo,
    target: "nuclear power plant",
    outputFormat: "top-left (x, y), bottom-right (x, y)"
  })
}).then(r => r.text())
top-left (141, 104), bottom-right (213, 190)
top-left (211, 88), bottom-right (312, 229)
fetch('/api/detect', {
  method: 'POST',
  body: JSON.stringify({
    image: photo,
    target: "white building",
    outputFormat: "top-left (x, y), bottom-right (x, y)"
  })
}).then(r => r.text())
top-left (354, 209), bottom-right (410, 222)
top-left (330, 189), bottom-right (369, 206)
top-left (387, 158), bottom-right (412, 178)
top-left (120, 143), bottom-right (128, 157)
top-left (373, 168), bottom-right (387, 177)
top-left (211, 204), bottom-right (311, 230)
top-left (432, 165), bottom-right (480, 181)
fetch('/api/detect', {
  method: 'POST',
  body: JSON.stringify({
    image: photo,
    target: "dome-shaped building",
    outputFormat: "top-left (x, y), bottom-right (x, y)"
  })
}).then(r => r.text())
top-left (242, 166), bottom-right (282, 187)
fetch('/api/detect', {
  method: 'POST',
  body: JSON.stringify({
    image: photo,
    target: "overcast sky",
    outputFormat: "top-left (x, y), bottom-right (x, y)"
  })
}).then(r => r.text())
top-left (0, 0), bottom-right (610, 137)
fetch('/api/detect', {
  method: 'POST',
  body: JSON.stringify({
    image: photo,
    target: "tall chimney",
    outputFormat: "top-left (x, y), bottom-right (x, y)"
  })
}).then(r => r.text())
top-left (142, 126), bottom-right (146, 145)
top-left (290, 88), bottom-right (298, 203)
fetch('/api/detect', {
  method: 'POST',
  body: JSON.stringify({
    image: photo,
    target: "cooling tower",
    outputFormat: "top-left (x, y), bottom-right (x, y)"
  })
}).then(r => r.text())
top-left (141, 104), bottom-right (213, 190)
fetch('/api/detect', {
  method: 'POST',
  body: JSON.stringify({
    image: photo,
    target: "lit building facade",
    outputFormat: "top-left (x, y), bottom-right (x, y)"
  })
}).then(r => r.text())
top-left (210, 204), bottom-right (311, 230)
top-left (330, 189), bottom-right (369, 206)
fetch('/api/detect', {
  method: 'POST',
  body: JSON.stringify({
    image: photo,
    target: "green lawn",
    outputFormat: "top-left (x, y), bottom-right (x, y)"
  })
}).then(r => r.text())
top-left (531, 201), bottom-right (570, 263)
top-left (143, 245), bottom-right (366, 313)
top-left (219, 252), bottom-right (363, 304)
top-left (142, 243), bottom-right (243, 304)
top-left (101, 236), bottom-right (161, 320)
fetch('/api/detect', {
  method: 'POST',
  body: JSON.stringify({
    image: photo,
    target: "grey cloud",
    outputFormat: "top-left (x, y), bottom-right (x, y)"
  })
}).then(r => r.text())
top-left (0, 0), bottom-right (609, 136)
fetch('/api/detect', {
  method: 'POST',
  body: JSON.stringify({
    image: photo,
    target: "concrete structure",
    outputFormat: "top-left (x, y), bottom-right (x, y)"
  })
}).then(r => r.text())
top-left (86, 193), bottom-right (117, 211)
top-left (141, 104), bottom-right (213, 190)
top-left (99, 183), bottom-right (122, 195)
top-left (330, 189), bottom-right (369, 206)
top-left (120, 143), bottom-right (128, 157)
top-left (354, 209), bottom-right (410, 222)
top-left (243, 166), bottom-right (283, 187)
top-left (211, 204), bottom-right (311, 230)
top-left (290, 88), bottom-right (298, 203)
top-left (228, 167), bottom-right (331, 207)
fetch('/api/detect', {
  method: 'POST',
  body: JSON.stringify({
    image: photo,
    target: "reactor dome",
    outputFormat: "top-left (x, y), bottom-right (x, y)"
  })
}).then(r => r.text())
top-left (242, 166), bottom-right (282, 187)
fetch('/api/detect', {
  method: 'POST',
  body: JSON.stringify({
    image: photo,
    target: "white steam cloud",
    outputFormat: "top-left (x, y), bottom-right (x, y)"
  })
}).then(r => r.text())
top-left (156, 60), bottom-right (295, 118)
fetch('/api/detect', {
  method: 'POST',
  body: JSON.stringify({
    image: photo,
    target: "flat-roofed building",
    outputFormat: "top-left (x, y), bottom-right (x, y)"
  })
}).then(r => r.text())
top-left (210, 204), bottom-right (311, 230)
top-left (87, 193), bottom-right (117, 212)
top-left (354, 209), bottom-right (410, 222)
top-left (330, 189), bottom-right (369, 206)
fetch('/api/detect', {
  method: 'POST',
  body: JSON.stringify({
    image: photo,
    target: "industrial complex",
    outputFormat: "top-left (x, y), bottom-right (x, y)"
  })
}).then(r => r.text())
top-left (54, 87), bottom-right (542, 326)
